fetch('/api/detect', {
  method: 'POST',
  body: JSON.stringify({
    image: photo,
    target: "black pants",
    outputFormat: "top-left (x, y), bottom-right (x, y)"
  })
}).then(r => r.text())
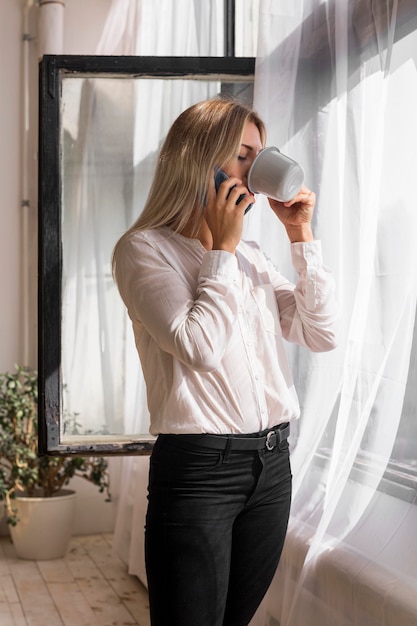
top-left (145, 429), bottom-right (292, 626)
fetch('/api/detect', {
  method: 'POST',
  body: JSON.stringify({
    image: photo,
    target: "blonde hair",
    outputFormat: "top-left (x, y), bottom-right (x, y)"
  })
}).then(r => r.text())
top-left (112, 98), bottom-right (266, 271)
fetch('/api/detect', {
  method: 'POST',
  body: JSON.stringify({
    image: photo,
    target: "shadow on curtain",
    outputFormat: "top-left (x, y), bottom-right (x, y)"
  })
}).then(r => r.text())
top-left (253, 0), bottom-right (417, 624)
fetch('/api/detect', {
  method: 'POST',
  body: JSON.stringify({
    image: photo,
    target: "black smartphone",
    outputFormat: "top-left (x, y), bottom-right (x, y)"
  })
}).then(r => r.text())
top-left (214, 167), bottom-right (253, 214)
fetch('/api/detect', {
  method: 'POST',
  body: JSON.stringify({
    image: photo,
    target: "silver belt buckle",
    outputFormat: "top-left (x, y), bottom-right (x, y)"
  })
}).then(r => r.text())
top-left (265, 430), bottom-right (276, 451)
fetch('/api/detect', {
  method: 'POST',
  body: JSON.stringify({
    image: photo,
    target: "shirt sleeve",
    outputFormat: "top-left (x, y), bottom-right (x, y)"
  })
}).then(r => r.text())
top-left (115, 236), bottom-right (242, 372)
top-left (270, 240), bottom-right (340, 352)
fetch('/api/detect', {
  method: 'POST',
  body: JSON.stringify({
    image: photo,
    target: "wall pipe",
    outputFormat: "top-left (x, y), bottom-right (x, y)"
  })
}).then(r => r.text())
top-left (38, 0), bottom-right (65, 57)
top-left (21, 0), bottom-right (34, 366)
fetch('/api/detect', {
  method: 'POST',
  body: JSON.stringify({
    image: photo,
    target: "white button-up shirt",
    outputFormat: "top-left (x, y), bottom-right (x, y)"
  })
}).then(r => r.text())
top-left (114, 227), bottom-right (339, 435)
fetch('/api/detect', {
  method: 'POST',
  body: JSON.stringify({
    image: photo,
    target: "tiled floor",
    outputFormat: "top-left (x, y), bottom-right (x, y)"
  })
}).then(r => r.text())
top-left (0, 533), bottom-right (150, 625)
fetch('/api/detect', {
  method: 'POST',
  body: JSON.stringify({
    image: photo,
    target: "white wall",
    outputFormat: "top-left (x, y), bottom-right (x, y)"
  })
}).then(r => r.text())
top-left (0, 0), bottom-right (120, 536)
top-left (0, 0), bottom-right (24, 371)
top-left (0, 0), bottom-right (112, 373)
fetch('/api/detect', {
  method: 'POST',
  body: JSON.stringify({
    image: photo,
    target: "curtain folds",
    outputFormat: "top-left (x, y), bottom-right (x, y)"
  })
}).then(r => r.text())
top-left (62, 1), bottom-right (226, 438)
top-left (254, 1), bottom-right (417, 624)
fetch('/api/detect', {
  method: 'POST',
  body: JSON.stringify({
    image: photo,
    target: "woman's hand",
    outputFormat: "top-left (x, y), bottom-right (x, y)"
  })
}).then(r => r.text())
top-left (205, 177), bottom-right (254, 253)
top-left (268, 185), bottom-right (315, 243)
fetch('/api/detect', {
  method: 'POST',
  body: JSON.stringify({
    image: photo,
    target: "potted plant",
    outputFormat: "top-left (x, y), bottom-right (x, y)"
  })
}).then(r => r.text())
top-left (0, 365), bottom-right (111, 559)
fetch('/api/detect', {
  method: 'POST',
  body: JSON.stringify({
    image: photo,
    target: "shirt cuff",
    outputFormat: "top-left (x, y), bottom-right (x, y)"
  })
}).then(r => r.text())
top-left (200, 249), bottom-right (239, 280)
top-left (291, 240), bottom-right (323, 271)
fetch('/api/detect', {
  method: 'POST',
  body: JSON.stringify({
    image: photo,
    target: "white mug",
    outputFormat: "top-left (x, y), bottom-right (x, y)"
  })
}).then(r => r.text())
top-left (248, 146), bottom-right (304, 202)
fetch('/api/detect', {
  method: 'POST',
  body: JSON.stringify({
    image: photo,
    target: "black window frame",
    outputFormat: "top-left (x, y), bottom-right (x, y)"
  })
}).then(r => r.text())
top-left (38, 54), bottom-right (255, 456)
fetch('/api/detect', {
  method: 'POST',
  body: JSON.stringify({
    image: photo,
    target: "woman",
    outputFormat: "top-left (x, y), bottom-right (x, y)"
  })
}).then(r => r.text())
top-left (112, 98), bottom-right (339, 626)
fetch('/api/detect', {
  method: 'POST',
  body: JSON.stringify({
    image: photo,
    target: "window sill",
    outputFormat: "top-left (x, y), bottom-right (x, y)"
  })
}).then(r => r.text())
top-left (267, 487), bottom-right (417, 625)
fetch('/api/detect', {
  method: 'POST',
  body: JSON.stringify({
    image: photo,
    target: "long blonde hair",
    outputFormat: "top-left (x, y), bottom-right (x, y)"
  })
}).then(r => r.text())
top-left (112, 98), bottom-right (266, 270)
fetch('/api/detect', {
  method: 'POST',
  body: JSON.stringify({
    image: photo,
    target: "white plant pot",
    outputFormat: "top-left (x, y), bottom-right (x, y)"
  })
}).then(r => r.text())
top-left (9, 489), bottom-right (77, 560)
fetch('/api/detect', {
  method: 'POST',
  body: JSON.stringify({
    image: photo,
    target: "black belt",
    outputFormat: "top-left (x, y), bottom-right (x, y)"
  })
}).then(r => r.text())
top-left (168, 423), bottom-right (290, 452)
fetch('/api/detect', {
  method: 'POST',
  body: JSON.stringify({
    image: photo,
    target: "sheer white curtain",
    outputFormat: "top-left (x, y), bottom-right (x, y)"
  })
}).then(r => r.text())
top-left (252, 1), bottom-right (417, 624)
top-left (62, 1), bottom-right (223, 435)
top-left (61, 0), bottom-right (226, 583)
top-left (62, 0), bottom-right (417, 622)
